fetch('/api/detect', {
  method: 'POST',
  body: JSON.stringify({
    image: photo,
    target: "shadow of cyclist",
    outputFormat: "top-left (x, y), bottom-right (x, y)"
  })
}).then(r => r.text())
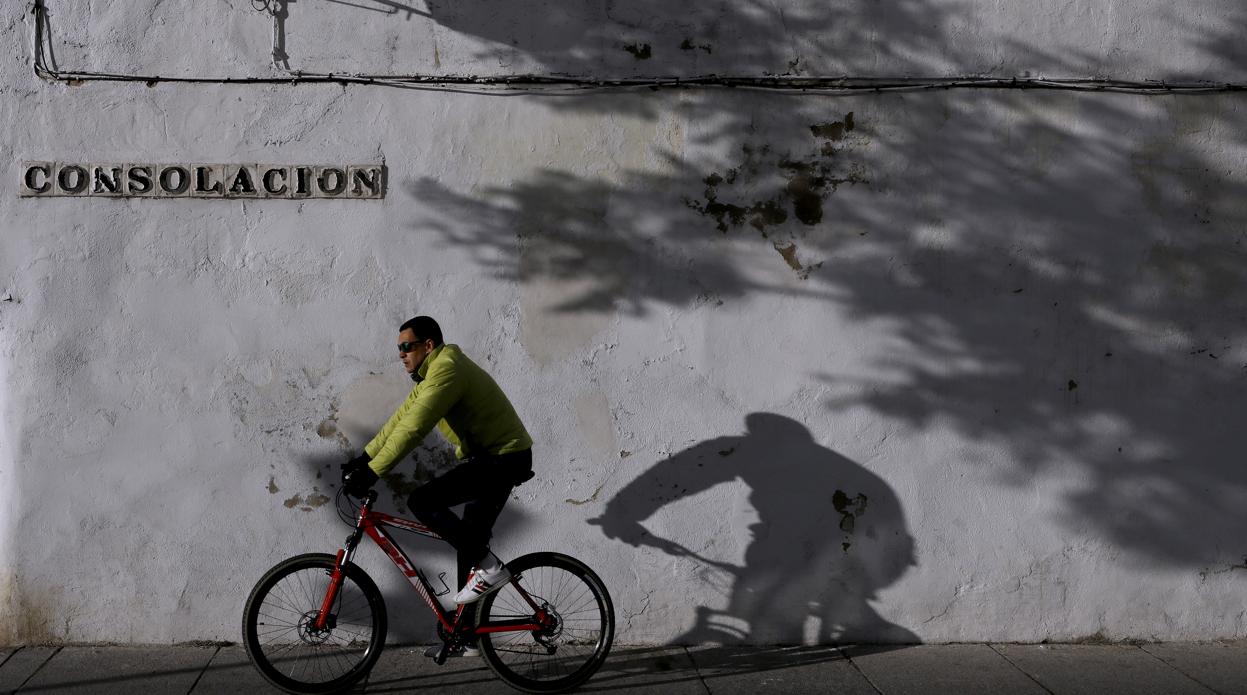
top-left (591, 413), bottom-right (917, 645)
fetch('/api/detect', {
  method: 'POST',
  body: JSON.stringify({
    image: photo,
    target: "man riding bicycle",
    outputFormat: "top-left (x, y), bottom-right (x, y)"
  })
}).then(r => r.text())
top-left (340, 316), bottom-right (534, 654)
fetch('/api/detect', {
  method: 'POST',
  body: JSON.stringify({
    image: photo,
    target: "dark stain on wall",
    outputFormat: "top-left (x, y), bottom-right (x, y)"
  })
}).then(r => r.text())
top-left (810, 113), bottom-right (855, 140)
top-left (833, 489), bottom-right (869, 551)
top-left (316, 417), bottom-right (338, 438)
top-left (283, 488), bottom-right (331, 511)
top-left (781, 160), bottom-right (829, 225)
top-left (0, 577), bottom-right (64, 644)
top-left (684, 112), bottom-right (867, 277)
top-left (1198, 556), bottom-right (1247, 582)
top-left (316, 406), bottom-right (351, 449)
top-left (680, 38), bottom-right (713, 53)
top-left (623, 43), bottom-right (652, 60)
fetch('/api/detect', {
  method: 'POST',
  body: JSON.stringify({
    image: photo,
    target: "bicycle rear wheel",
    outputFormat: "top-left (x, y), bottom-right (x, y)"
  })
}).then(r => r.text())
top-left (243, 553), bottom-right (387, 694)
top-left (477, 552), bottom-right (615, 693)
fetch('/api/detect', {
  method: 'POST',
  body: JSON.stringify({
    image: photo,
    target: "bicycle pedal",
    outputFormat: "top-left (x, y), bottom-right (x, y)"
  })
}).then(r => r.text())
top-left (434, 644), bottom-right (450, 665)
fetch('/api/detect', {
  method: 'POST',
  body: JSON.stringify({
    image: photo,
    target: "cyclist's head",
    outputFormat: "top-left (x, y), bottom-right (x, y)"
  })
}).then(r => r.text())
top-left (397, 316), bottom-right (443, 375)
top-left (400, 316), bottom-right (443, 346)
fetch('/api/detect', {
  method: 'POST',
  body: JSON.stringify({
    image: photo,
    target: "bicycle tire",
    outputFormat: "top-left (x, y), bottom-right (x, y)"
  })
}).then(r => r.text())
top-left (476, 552), bottom-right (615, 693)
top-left (242, 553), bottom-right (387, 694)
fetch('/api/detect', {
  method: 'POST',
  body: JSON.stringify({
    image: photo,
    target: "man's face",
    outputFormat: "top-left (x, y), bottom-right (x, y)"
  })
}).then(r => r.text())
top-left (397, 328), bottom-right (434, 375)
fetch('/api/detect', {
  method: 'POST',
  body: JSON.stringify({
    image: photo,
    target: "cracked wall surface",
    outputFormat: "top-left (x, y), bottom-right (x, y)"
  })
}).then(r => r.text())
top-left (1, 0), bottom-right (1247, 645)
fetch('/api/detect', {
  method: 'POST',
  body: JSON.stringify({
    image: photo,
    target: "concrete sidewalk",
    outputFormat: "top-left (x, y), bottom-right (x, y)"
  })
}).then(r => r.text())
top-left (2, 642), bottom-right (1246, 694)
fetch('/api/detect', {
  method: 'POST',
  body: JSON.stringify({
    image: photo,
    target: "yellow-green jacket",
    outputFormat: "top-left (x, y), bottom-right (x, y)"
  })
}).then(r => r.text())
top-left (364, 344), bottom-right (532, 476)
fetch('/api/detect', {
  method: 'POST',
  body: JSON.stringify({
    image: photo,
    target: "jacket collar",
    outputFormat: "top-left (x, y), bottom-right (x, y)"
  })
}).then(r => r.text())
top-left (414, 344), bottom-right (446, 383)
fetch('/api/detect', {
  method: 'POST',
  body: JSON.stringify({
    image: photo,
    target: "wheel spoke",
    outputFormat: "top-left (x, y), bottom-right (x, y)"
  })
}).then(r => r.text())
top-left (244, 556), bottom-right (385, 691)
top-left (479, 555), bottom-right (614, 691)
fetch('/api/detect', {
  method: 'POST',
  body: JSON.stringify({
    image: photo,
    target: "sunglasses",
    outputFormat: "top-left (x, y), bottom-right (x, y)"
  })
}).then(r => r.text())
top-left (398, 340), bottom-right (429, 354)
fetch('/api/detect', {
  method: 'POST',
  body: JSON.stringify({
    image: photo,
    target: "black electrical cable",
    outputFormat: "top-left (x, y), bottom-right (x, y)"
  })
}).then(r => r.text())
top-left (29, 0), bottom-right (1247, 95)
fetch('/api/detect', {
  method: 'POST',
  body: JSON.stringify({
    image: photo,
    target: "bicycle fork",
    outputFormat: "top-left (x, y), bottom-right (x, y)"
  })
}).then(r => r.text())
top-left (313, 526), bottom-right (365, 631)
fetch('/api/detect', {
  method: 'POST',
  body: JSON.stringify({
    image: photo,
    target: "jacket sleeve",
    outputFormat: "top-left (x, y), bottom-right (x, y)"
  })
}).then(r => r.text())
top-left (364, 359), bottom-right (465, 476)
top-left (364, 386), bottom-right (417, 462)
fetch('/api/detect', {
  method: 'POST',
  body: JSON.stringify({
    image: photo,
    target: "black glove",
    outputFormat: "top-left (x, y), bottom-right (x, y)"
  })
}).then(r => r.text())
top-left (341, 453), bottom-right (370, 481)
top-left (343, 464), bottom-right (379, 498)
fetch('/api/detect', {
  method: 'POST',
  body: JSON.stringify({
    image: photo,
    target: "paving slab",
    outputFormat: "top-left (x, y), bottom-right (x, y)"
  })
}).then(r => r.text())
top-left (16, 646), bottom-right (215, 695)
top-left (0, 648), bottom-right (59, 695)
top-left (357, 645), bottom-right (510, 694)
top-left (845, 644), bottom-right (1048, 695)
top-left (689, 645), bottom-right (877, 695)
top-left (189, 646), bottom-right (283, 694)
top-left (994, 644), bottom-right (1216, 695)
top-left (362, 644), bottom-right (698, 693)
top-left (1140, 642), bottom-right (1247, 695)
top-left (6, 642), bottom-right (1247, 695)
top-left (577, 646), bottom-right (707, 693)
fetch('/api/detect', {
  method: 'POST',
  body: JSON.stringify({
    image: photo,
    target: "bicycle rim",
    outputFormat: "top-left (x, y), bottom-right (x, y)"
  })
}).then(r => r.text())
top-left (243, 553), bottom-right (387, 694)
top-left (478, 552), bottom-right (615, 693)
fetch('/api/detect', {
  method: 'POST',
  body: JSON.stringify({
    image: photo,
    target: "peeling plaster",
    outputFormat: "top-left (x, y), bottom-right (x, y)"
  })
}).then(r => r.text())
top-left (282, 490), bottom-right (331, 512)
top-left (565, 482), bottom-right (605, 506)
top-left (684, 113), bottom-right (867, 277)
top-left (773, 241), bottom-right (823, 280)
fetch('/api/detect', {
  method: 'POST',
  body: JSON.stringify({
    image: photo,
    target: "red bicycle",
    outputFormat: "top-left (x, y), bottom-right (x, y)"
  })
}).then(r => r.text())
top-left (242, 488), bottom-right (615, 694)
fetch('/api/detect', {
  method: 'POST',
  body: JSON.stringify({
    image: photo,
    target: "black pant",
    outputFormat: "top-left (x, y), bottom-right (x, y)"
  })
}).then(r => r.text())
top-left (406, 449), bottom-right (533, 590)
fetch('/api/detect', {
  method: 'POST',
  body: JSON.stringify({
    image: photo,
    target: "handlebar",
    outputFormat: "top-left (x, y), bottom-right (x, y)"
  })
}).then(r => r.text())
top-left (335, 486), bottom-right (379, 526)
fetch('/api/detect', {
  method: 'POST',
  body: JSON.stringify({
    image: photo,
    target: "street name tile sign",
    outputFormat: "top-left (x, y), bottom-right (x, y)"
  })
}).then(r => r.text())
top-left (18, 162), bottom-right (386, 199)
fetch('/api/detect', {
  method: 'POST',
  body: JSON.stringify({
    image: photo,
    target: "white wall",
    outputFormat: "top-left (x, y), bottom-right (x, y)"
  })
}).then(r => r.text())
top-left (1, 0), bottom-right (1246, 645)
top-left (0, 294), bottom-right (13, 641)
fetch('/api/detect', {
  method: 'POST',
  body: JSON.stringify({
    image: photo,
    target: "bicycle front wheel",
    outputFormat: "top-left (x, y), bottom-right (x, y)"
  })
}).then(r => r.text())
top-left (477, 551), bottom-right (615, 693)
top-left (242, 553), bottom-right (387, 694)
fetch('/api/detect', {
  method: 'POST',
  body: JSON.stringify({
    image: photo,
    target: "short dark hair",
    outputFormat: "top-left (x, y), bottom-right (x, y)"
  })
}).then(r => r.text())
top-left (399, 316), bottom-right (443, 346)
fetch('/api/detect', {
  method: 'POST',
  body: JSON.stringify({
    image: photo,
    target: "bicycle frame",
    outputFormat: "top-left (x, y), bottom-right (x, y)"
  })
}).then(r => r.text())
top-left (313, 491), bottom-right (554, 638)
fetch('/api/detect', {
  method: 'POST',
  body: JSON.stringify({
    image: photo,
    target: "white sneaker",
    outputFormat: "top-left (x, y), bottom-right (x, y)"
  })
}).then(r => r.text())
top-left (454, 564), bottom-right (512, 604)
